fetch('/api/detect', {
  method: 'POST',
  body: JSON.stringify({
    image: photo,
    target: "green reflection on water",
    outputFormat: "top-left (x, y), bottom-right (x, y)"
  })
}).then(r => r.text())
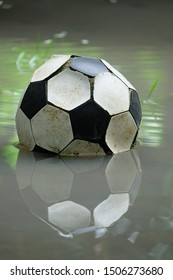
top-left (2, 144), bottom-right (18, 169)
top-left (139, 99), bottom-right (164, 147)
top-left (136, 49), bottom-right (164, 147)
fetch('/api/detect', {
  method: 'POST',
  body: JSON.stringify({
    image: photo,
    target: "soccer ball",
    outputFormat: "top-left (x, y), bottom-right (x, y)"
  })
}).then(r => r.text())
top-left (15, 55), bottom-right (142, 155)
top-left (16, 148), bottom-right (142, 236)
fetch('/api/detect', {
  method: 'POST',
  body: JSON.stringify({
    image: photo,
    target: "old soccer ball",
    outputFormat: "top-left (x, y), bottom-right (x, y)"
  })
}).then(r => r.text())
top-left (15, 55), bottom-right (142, 155)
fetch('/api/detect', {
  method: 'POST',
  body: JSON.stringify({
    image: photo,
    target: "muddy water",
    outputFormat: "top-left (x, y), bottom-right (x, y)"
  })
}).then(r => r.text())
top-left (0, 0), bottom-right (173, 260)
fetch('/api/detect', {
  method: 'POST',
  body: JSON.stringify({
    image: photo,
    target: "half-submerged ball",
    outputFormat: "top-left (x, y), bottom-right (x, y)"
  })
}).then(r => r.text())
top-left (15, 55), bottom-right (142, 155)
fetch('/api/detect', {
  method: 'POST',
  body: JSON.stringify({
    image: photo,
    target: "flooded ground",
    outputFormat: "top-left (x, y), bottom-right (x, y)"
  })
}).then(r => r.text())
top-left (0, 0), bottom-right (173, 260)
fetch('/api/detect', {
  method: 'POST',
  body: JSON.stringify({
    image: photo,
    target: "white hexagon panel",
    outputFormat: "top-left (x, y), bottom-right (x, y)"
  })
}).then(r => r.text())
top-left (93, 72), bottom-right (130, 115)
top-left (47, 68), bottom-right (90, 110)
top-left (15, 55), bottom-right (142, 155)
top-left (31, 104), bottom-right (73, 153)
top-left (31, 55), bottom-right (71, 82)
top-left (106, 112), bottom-right (138, 154)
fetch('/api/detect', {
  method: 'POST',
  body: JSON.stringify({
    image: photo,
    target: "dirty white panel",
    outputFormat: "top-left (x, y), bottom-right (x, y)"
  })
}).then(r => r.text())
top-left (31, 104), bottom-right (73, 153)
top-left (31, 55), bottom-right (71, 82)
top-left (48, 69), bottom-right (90, 110)
top-left (106, 112), bottom-right (138, 154)
top-left (93, 193), bottom-right (129, 228)
top-left (31, 157), bottom-right (73, 204)
top-left (101, 59), bottom-right (135, 90)
top-left (15, 108), bottom-right (35, 151)
top-left (48, 201), bottom-right (91, 232)
top-left (94, 73), bottom-right (130, 115)
top-left (61, 139), bottom-right (105, 156)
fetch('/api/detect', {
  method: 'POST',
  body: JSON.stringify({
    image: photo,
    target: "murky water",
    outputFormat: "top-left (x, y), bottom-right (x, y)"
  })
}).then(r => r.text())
top-left (1, 0), bottom-right (173, 260)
